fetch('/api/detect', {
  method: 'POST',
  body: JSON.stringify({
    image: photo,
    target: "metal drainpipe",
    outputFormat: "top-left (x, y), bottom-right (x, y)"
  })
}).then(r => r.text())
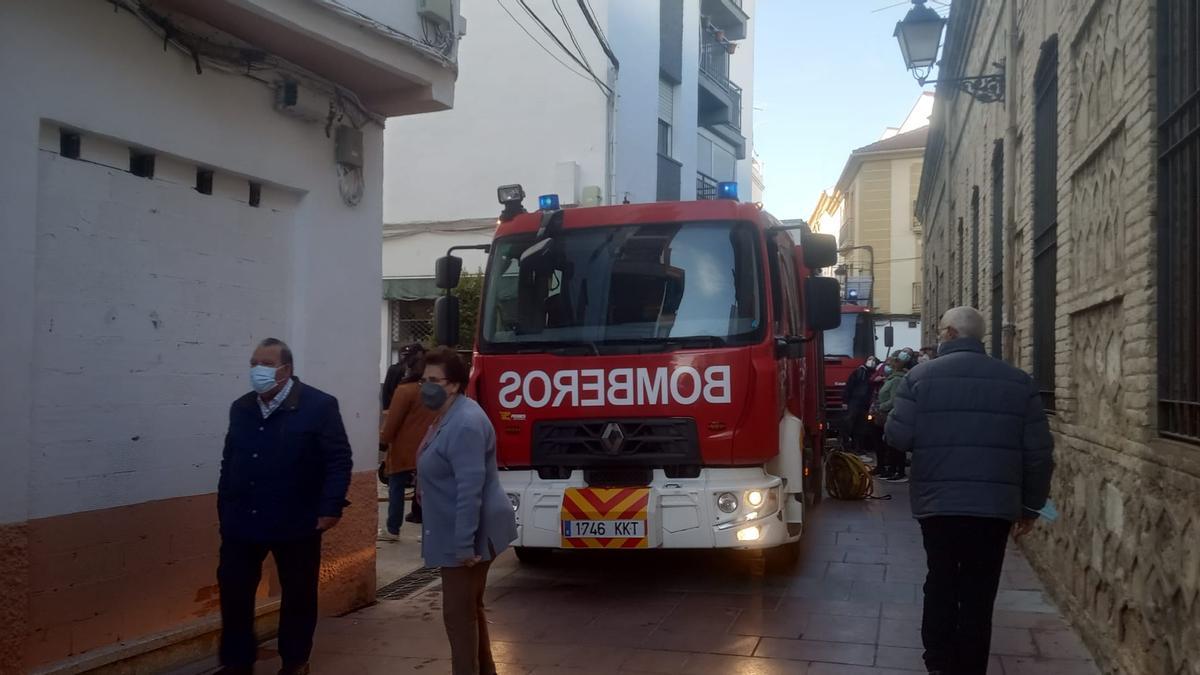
top-left (1002, 0), bottom-right (1018, 362)
top-left (605, 66), bottom-right (618, 205)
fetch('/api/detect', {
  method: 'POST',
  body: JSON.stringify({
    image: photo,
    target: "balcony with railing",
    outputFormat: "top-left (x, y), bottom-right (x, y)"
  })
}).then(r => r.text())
top-left (696, 172), bottom-right (719, 200)
top-left (701, 0), bottom-right (749, 40)
top-left (698, 31), bottom-right (745, 158)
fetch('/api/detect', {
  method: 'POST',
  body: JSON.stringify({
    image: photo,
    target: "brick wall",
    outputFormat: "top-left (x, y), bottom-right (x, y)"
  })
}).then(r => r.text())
top-left (915, 0), bottom-right (1200, 673)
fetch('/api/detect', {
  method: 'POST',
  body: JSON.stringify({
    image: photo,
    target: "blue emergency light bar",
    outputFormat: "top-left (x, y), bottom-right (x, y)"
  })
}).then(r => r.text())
top-left (717, 181), bottom-right (739, 200)
top-left (538, 194), bottom-right (560, 210)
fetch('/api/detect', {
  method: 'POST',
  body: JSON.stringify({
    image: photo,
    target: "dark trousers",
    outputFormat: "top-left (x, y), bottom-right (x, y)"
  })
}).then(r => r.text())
top-left (386, 471), bottom-right (413, 534)
top-left (218, 533), bottom-right (322, 667)
top-left (919, 516), bottom-right (1011, 675)
top-left (440, 561), bottom-right (496, 675)
top-left (886, 444), bottom-right (906, 476)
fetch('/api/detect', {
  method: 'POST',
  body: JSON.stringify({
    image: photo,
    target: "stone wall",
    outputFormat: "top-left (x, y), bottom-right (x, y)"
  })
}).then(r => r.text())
top-left (916, 1), bottom-right (1200, 673)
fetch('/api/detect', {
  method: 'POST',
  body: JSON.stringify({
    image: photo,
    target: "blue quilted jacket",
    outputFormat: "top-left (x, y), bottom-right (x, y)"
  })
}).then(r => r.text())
top-left (885, 338), bottom-right (1054, 521)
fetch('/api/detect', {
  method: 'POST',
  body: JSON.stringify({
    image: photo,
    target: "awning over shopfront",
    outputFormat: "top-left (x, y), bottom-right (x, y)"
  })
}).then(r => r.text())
top-left (383, 277), bottom-right (440, 301)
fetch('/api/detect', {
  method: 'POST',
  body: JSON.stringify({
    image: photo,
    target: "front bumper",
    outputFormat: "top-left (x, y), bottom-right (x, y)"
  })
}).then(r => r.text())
top-left (499, 467), bottom-right (799, 550)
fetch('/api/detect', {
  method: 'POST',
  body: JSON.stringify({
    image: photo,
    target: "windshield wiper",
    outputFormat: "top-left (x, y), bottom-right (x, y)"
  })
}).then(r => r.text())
top-left (547, 341), bottom-right (601, 356)
top-left (609, 335), bottom-right (728, 353)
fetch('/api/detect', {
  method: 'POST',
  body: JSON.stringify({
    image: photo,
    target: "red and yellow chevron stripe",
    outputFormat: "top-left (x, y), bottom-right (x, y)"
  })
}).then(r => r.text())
top-left (560, 487), bottom-right (649, 549)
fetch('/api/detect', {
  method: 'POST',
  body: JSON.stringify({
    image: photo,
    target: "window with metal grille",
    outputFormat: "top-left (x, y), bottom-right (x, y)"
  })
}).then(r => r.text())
top-left (991, 140), bottom-right (1005, 359)
top-left (1157, 0), bottom-right (1200, 443)
top-left (971, 186), bottom-right (981, 309)
top-left (389, 300), bottom-right (434, 353)
top-left (1033, 37), bottom-right (1059, 411)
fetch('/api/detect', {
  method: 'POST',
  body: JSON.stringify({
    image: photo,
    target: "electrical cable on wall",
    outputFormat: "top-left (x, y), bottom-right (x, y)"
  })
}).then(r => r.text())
top-left (311, 0), bottom-right (458, 64)
top-left (109, 0), bottom-right (385, 209)
top-left (551, 0), bottom-right (593, 73)
top-left (108, 0), bottom-right (382, 127)
top-left (577, 0), bottom-right (619, 70)
top-left (497, 0), bottom-right (606, 91)
top-left (515, 0), bottom-right (611, 96)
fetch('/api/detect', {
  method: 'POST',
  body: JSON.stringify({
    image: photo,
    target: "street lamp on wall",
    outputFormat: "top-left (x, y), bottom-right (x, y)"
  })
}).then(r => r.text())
top-left (894, 0), bottom-right (1005, 103)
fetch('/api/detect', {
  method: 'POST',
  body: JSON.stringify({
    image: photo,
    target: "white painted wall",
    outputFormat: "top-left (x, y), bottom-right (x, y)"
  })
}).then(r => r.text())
top-left (890, 157), bottom-right (922, 316)
top-left (608, 0), bottom-right (660, 205)
top-left (1, 1), bottom-right (385, 522)
top-left (383, 230), bottom-right (492, 278)
top-left (382, 0), bottom-right (611, 223)
top-left (875, 318), bottom-right (924, 359)
top-left (732, 0), bottom-right (757, 193)
top-left (676, 0), bottom-right (703, 200)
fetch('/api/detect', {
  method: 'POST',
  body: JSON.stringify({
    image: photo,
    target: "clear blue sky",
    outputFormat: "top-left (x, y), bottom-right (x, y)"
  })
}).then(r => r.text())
top-left (753, 0), bottom-right (938, 221)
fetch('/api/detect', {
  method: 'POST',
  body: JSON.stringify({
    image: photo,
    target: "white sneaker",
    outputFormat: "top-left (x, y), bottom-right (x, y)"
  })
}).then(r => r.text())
top-left (377, 530), bottom-right (399, 542)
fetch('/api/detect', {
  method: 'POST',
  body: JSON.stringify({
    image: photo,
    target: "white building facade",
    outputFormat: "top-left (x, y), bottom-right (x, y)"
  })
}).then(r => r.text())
top-left (380, 0), bottom-right (756, 372)
top-left (0, 1), bottom-right (460, 671)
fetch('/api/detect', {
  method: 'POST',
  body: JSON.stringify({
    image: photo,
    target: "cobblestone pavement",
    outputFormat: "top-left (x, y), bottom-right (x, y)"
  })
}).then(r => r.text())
top-left (235, 484), bottom-right (1101, 674)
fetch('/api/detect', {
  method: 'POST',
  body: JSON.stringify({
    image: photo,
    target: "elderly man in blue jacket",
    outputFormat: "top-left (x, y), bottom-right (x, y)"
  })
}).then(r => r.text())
top-left (216, 338), bottom-right (353, 675)
top-left (886, 307), bottom-right (1054, 675)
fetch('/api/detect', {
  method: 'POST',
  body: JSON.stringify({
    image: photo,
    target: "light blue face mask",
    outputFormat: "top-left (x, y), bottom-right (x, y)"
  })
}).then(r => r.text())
top-left (250, 365), bottom-right (280, 394)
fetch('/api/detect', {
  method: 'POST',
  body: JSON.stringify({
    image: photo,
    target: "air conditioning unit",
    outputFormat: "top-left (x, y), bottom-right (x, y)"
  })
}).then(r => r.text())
top-left (418, 0), bottom-right (453, 26)
top-left (273, 80), bottom-right (328, 124)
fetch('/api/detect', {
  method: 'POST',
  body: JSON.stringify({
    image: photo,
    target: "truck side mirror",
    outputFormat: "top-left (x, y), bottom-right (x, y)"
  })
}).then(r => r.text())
top-left (435, 255), bottom-right (463, 290)
top-left (884, 326), bottom-right (895, 348)
top-left (801, 232), bottom-right (838, 270)
top-left (435, 294), bottom-right (460, 346)
top-left (804, 277), bottom-right (841, 331)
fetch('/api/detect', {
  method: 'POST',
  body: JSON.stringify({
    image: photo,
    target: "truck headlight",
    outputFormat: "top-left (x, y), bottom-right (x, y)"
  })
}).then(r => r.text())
top-left (717, 492), bottom-right (739, 513)
top-left (745, 490), bottom-right (765, 508)
top-left (507, 493), bottom-right (520, 512)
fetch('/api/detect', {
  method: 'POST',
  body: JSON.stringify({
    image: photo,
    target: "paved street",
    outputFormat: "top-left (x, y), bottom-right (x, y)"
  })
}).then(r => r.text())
top-left (226, 484), bottom-right (1099, 675)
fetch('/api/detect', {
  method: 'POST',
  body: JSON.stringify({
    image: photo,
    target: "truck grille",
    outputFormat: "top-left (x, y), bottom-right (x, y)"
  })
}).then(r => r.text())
top-left (532, 418), bottom-right (700, 469)
top-left (824, 386), bottom-right (845, 415)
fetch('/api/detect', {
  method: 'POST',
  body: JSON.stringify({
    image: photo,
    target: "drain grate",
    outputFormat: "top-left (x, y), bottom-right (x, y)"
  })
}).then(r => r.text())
top-left (376, 566), bottom-right (441, 601)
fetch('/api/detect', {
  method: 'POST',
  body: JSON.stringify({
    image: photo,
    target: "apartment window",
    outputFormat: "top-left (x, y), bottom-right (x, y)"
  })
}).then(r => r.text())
top-left (696, 132), bottom-right (735, 182)
top-left (991, 141), bottom-right (1005, 359)
top-left (658, 78), bottom-right (675, 158)
top-left (1157, 0), bottom-right (1200, 442)
top-left (1033, 37), bottom-right (1059, 411)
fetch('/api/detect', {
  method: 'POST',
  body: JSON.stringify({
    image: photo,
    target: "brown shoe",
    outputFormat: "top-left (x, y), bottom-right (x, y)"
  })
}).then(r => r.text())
top-left (278, 664), bottom-right (310, 675)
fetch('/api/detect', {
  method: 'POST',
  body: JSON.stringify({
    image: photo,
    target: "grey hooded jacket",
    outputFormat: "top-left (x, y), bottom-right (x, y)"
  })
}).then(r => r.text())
top-left (884, 338), bottom-right (1055, 521)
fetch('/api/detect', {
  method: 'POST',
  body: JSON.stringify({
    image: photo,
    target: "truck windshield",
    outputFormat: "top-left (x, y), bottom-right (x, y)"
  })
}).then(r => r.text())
top-left (480, 221), bottom-right (763, 352)
top-left (824, 312), bottom-right (859, 358)
top-left (824, 311), bottom-right (871, 359)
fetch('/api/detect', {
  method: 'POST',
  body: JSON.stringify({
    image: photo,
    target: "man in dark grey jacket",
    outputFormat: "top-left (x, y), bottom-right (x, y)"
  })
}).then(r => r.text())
top-left (886, 307), bottom-right (1054, 675)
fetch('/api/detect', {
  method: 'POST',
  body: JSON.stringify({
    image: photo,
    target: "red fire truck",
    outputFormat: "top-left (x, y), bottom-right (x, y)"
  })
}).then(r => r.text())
top-left (434, 184), bottom-right (840, 565)
top-left (823, 304), bottom-right (875, 423)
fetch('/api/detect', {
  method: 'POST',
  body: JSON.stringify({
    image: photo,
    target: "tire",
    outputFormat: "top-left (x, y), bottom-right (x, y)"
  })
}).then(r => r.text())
top-left (513, 546), bottom-right (553, 565)
top-left (764, 539), bottom-right (801, 572)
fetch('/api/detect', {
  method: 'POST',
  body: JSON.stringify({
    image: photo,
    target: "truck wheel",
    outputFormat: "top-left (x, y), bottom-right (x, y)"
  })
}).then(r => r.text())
top-left (514, 546), bottom-right (553, 565)
top-left (764, 540), bottom-right (801, 572)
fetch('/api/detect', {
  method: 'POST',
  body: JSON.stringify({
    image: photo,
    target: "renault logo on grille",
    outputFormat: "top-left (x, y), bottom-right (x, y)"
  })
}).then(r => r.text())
top-left (600, 422), bottom-right (625, 455)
